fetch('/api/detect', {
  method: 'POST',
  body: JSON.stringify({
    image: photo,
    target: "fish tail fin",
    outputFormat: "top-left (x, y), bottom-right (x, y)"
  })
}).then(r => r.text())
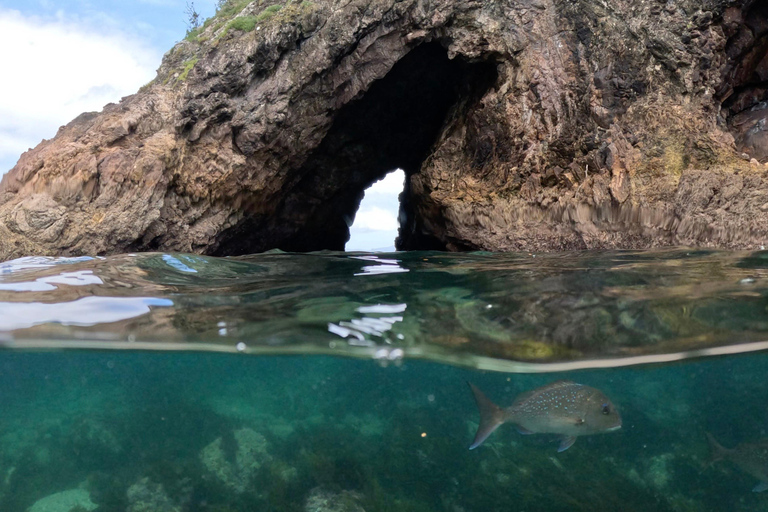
top-left (705, 432), bottom-right (729, 465)
top-left (468, 382), bottom-right (506, 450)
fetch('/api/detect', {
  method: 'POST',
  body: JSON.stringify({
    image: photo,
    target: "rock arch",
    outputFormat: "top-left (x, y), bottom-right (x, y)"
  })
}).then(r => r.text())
top-left (212, 43), bottom-right (497, 254)
top-left (2, 0), bottom-right (768, 259)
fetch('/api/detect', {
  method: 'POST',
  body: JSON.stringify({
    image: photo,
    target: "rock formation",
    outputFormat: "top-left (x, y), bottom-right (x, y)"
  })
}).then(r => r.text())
top-left (27, 488), bottom-right (97, 512)
top-left (1, 0), bottom-right (768, 257)
top-left (305, 487), bottom-right (366, 512)
top-left (126, 477), bottom-right (181, 512)
top-left (199, 427), bottom-right (271, 493)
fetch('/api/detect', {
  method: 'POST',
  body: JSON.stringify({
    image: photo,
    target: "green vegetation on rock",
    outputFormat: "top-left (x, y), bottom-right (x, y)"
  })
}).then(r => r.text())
top-left (183, 0), bottom-right (252, 43)
top-left (183, 1), bottom-right (315, 44)
top-left (226, 15), bottom-right (259, 33)
top-left (178, 56), bottom-right (199, 82)
top-left (223, 4), bottom-right (284, 35)
top-left (257, 4), bottom-right (284, 21)
top-left (184, 27), bottom-right (202, 42)
top-left (217, 0), bottom-right (253, 19)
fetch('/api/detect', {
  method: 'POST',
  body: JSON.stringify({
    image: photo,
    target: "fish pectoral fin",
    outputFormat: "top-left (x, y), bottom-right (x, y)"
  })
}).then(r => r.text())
top-left (557, 435), bottom-right (577, 453)
top-left (752, 481), bottom-right (768, 493)
top-left (517, 426), bottom-right (534, 435)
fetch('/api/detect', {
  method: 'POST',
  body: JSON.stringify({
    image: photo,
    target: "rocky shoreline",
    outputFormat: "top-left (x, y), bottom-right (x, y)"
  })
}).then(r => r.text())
top-left (1, 0), bottom-right (767, 258)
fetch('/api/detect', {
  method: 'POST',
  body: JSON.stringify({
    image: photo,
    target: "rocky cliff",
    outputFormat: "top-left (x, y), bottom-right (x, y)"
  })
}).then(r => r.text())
top-left (1, 0), bottom-right (767, 258)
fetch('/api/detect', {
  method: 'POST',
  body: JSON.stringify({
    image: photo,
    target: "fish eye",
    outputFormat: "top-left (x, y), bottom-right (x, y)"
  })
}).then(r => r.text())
top-left (601, 403), bottom-right (610, 415)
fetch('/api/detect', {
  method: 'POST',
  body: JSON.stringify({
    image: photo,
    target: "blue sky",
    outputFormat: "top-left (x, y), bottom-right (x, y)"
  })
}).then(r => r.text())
top-left (0, 0), bottom-right (217, 175)
top-left (1, 0), bottom-right (218, 60)
top-left (0, 0), bottom-right (403, 251)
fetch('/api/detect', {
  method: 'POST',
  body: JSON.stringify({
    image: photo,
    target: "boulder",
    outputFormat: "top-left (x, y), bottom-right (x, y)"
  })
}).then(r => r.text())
top-left (199, 427), bottom-right (271, 493)
top-left (27, 488), bottom-right (96, 512)
top-left (126, 477), bottom-right (180, 512)
top-left (305, 488), bottom-right (366, 512)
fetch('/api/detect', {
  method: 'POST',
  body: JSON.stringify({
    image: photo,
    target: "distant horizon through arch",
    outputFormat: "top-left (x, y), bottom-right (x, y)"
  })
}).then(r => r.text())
top-left (345, 169), bottom-right (405, 252)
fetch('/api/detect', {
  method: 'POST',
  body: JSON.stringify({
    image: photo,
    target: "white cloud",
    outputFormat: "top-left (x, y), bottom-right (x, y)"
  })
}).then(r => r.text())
top-left (0, 9), bottom-right (161, 174)
top-left (352, 206), bottom-right (399, 232)
top-left (346, 169), bottom-right (405, 251)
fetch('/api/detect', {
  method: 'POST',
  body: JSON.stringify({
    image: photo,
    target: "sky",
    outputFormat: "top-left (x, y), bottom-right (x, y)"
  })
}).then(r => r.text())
top-left (0, 0), bottom-right (403, 252)
top-left (0, 0), bottom-right (218, 174)
top-left (346, 170), bottom-right (404, 252)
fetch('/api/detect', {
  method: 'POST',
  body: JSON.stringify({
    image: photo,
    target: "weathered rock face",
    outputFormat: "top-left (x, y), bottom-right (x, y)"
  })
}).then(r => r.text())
top-left (1, 0), bottom-right (768, 258)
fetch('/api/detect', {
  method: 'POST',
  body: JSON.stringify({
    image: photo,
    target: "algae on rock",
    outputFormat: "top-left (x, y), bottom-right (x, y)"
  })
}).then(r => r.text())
top-left (27, 489), bottom-right (97, 512)
top-left (200, 428), bottom-right (272, 493)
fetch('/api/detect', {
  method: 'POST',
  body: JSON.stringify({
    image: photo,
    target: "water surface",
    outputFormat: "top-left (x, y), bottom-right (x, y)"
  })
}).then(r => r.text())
top-left (1, 249), bottom-right (767, 511)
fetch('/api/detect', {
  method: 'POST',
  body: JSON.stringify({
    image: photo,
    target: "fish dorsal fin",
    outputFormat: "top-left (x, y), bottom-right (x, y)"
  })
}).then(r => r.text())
top-left (558, 435), bottom-right (577, 452)
top-left (513, 380), bottom-right (580, 405)
top-left (549, 379), bottom-right (578, 387)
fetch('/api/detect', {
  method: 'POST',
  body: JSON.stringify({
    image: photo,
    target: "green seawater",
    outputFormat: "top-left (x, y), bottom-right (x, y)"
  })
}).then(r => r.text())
top-left (1, 249), bottom-right (768, 511)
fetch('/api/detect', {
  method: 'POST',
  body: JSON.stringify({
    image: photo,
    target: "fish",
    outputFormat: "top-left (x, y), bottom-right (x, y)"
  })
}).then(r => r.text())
top-left (707, 433), bottom-right (768, 492)
top-left (468, 380), bottom-right (622, 452)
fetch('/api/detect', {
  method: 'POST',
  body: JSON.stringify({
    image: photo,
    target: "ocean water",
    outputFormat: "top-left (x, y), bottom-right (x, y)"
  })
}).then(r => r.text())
top-left (1, 250), bottom-right (768, 511)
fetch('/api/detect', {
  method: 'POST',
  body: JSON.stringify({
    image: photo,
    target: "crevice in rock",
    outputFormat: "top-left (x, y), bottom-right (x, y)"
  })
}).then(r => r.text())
top-left (721, 1), bottom-right (768, 161)
top-left (211, 42), bottom-right (498, 255)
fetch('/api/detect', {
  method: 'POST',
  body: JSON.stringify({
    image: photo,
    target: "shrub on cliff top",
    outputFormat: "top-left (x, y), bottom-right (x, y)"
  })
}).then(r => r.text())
top-left (223, 4), bottom-right (283, 35)
top-left (226, 15), bottom-right (258, 33)
top-left (257, 4), bottom-right (284, 21)
top-left (216, 0), bottom-right (252, 18)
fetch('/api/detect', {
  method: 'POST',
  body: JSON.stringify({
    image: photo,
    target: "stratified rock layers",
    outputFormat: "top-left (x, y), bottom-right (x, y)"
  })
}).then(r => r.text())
top-left (2, 0), bottom-right (768, 258)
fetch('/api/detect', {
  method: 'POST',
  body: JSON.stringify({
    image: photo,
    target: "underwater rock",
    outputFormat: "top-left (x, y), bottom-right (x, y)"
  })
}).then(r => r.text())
top-left (199, 428), bottom-right (271, 493)
top-left (304, 488), bottom-right (366, 512)
top-left (646, 453), bottom-right (675, 490)
top-left (126, 477), bottom-right (180, 512)
top-left (68, 418), bottom-right (121, 460)
top-left (0, 1), bottom-right (767, 257)
top-left (27, 488), bottom-right (97, 512)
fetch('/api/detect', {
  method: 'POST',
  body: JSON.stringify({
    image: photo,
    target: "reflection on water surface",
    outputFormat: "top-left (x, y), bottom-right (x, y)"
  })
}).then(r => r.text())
top-left (1, 249), bottom-right (768, 370)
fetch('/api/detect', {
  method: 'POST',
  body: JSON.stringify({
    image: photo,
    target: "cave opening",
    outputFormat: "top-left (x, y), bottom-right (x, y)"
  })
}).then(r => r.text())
top-left (212, 42), bottom-right (498, 255)
top-left (721, 1), bottom-right (768, 162)
top-left (345, 169), bottom-right (404, 252)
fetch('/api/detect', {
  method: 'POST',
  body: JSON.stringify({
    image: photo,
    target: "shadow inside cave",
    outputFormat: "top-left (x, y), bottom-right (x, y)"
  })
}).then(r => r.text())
top-left (721, 1), bottom-right (768, 162)
top-left (211, 42), bottom-right (498, 256)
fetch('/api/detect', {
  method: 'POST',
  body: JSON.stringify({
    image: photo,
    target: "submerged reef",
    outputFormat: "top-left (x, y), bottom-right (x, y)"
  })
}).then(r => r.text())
top-left (126, 478), bottom-right (181, 512)
top-left (2, 0), bottom-right (768, 257)
top-left (304, 488), bottom-right (366, 512)
top-left (199, 428), bottom-right (272, 493)
top-left (27, 489), bottom-right (97, 512)
top-left (0, 352), bottom-right (766, 512)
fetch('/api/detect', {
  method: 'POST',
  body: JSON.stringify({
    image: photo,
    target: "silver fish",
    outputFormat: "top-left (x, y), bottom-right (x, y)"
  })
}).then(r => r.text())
top-left (707, 433), bottom-right (768, 492)
top-left (468, 380), bottom-right (622, 452)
